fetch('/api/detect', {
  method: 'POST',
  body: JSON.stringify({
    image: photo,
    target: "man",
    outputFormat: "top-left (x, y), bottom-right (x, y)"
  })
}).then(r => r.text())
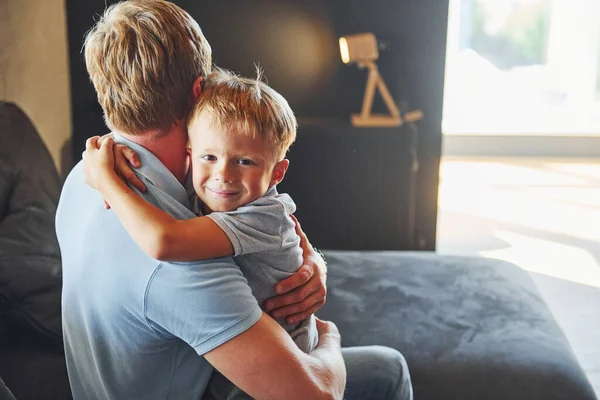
top-left (56, 1), bottom-right (413, 399)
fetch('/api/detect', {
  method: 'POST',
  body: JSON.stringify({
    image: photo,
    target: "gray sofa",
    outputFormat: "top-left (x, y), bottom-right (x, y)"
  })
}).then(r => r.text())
top-left (0, 102), bottom-right (69, 400)
top-left (0, 102), bottom-right (596, 399)
top-left (320, 252), bottom-right (597, 399)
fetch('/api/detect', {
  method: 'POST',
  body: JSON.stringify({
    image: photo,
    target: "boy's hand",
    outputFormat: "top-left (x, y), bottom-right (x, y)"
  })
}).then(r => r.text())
top-left (264, 215), bottom-right (327, 325)
top-left (112, 143), bottom-right (145, 193)
top-left (84, 134), bottom-right (146, 208)
top-left (82, 136), bottom-right (117, 190)
top-left (96, 134), bottom-right (146, 194)
top-left (83, 136), bottom-right (147, 208)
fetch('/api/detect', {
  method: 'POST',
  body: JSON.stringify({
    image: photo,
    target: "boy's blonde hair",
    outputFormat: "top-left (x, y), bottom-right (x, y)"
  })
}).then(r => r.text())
top-left (84, 0), bottom-right (212, 135)
top-left (189, 67), bottom-right (297, 159)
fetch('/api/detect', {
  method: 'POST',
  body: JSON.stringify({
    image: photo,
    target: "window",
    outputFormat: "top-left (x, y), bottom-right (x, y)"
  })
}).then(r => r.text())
top-left (443, 0), bottom-right (600, 135)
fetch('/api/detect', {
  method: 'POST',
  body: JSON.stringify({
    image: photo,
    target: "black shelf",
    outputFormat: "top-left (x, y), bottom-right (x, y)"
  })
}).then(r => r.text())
top-left (279, 123), bottom-right (418, 250)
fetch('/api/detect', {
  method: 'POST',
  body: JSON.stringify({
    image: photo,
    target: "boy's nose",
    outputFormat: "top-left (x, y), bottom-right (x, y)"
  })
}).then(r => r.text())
top-left (214, 164), bottom-right (234, 183)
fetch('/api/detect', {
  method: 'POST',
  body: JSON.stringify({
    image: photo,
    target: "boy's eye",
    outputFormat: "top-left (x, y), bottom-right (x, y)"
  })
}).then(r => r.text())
top-left (202, 155), bottom-right (216, 161)
top-left (237, 159), bottom-right (253, 166)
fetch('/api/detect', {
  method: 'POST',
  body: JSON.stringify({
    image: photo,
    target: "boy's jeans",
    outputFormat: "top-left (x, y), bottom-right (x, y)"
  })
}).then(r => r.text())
top-left (343, 346), bottom-right (413, 400)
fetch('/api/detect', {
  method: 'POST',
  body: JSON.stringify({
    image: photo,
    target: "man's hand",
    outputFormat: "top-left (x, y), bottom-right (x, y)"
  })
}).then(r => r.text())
top-left (264, 215), bottom-right (327, 325)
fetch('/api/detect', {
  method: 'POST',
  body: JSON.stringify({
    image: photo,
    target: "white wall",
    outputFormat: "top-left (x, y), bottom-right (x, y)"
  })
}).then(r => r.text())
top-left (0, 0), bottom-right (71, 174)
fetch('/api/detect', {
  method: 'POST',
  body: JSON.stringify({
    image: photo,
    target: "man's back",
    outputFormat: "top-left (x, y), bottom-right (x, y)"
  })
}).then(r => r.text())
top-left (56, 143), bottom-right (262, 400)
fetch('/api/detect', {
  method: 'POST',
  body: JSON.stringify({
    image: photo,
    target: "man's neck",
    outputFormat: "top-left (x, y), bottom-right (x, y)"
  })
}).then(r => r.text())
top-left (120, 123), bottom-right (189, 184)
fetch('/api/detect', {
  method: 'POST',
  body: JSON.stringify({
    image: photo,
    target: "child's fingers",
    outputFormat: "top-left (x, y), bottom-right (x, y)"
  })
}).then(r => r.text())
top-left (121, 145), bottom-right (141, 168)
top-left (99, 136), bottom-right (114, 149)
top-left (114, 147), bottom-right (147, 192)
top-left (97, 131), bottom-right (114, 146)
top-left (98, 137), bottom-right (116, 159)
top-left (85, 136), bottom-right (101, 151)
top-left (119, 169), bottom-right (146, 193)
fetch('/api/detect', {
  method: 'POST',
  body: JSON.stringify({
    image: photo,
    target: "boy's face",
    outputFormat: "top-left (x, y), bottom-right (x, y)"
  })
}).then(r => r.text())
top-left (188, 112), bottom-right (288, 213)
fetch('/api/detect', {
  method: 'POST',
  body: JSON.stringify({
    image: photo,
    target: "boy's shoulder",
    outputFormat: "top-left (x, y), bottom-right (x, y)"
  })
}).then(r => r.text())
top-left (248, 187), bottom-right (295, 214)
top-left (192, 187), bottom-right (296, 217)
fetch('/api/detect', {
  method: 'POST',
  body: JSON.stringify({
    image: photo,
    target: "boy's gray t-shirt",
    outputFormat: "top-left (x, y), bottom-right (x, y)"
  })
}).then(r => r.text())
top-left (195, 186), bottom-right (318, 352)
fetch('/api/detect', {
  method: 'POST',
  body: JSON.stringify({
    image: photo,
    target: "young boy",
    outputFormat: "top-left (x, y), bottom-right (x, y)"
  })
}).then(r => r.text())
top-left (82, 67), bottom-right (318, 399)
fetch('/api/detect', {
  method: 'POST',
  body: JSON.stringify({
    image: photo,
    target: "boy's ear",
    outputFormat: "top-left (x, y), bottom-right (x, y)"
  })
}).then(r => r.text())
top-left (270, 159), bottom-right (290, 186)
top-left (192, 76), bottom-right (203, 100)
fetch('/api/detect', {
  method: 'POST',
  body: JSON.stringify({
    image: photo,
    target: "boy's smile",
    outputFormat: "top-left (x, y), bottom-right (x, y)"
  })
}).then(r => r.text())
top-left (188, 111), bottom-right (288, 213)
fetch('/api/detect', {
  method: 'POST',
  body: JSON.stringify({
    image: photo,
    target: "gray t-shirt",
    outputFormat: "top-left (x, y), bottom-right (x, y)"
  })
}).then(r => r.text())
top-left (195, 186), bottom-right (318, 353)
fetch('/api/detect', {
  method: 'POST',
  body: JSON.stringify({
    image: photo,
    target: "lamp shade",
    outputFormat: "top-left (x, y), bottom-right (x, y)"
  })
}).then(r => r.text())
top-left (339, 33), bottom-right (379, 64)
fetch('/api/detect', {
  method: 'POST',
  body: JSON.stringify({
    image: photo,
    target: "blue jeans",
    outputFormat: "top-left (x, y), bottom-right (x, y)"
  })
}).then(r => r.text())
top-left (204, 345), bottom-right (413, 400)
top-left (343, 346), bottom-right (413, 400)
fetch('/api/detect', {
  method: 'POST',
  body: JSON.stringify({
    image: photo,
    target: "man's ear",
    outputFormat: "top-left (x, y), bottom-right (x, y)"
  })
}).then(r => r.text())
top-left (270, 159), bottom-right (290, 186)
top-left (192, 76), bottom-right (203, 100)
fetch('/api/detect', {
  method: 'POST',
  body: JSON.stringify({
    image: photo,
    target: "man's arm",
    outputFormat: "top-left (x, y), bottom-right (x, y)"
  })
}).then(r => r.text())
top-left (205, 314), bottom-right (346, 400)
top-left (265, 215), bottom-right (328, 325)
top-left (147, 257), bottom-right (345, 400)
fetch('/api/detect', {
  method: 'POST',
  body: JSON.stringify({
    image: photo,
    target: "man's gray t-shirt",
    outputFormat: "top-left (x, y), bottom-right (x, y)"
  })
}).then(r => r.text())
top-left (200, 186), bottom-right (318, 352)
top-left (56, 134), bottom-right (262, 400)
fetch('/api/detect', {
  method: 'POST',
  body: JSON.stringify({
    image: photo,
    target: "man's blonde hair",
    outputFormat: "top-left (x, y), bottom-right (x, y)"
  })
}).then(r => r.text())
top-left (84, 0), bottom-right (212, 135)
top-left (189, 67), bottom-right (297, 159)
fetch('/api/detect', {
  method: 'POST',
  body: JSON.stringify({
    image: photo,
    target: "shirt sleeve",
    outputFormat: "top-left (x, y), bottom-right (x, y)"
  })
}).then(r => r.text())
top-left (144, 258), bottom-right (263, 355)
top-left (207, 192), bottom-right (297, 256)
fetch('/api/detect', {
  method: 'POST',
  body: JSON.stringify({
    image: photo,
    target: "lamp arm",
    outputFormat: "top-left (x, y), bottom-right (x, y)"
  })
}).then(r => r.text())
top-left (359, 61), bottom-right (401, 119)
top-left (375, 72), bottom-right (400, 118)
top-left (360, 61), bottom-right (379, 118)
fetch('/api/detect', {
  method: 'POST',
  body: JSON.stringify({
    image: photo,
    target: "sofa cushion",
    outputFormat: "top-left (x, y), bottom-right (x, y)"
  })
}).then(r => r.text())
top-left (0, 162), bottom-right (16, 221)
top-left (0, 327), bottom-right (70, 400)
top-left (319, 251), bottom-right (597, 400)
top-left (0, 102), bottom-right (63, 341)
top-left (0, 375), bottom-right (16, 400)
